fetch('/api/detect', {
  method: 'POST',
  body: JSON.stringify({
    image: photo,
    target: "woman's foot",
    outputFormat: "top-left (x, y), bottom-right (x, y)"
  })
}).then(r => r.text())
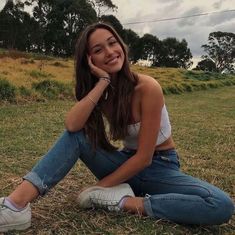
top-left (77, 183), bottom-right (135, 211)
top-left (0, 197), bottom-right (31, 232)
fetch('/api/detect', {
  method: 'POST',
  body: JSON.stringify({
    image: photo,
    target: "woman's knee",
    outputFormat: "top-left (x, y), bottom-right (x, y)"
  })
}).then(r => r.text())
top-left (218, 195), bottom-right (234, 223)
top-left (65, 129), bottom-right (84, 138)
top-left (209, 193), bottom-right (234, 224)
top-left (64, 129), bottom-right (88, 145)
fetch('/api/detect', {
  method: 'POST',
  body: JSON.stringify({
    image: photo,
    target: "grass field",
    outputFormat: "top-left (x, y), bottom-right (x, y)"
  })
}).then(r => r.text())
top-left (0, 86), bottom-right (234, 235)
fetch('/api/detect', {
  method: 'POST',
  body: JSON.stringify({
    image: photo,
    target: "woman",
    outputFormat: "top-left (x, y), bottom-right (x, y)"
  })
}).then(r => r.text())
top-left (0, 22), bottom-right (234, 232)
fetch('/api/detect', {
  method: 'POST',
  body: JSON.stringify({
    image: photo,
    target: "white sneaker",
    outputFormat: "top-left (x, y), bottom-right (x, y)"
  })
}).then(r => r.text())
top-left (77, 186), bottom-right (105, 208)
top-left (0, 197), bottom-right (31, 232)
top-left (77, 184), bottom-right (135, 212)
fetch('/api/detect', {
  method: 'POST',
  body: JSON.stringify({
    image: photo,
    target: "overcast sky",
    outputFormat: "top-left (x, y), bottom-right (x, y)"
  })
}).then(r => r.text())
top-left (110, 0), bottom-right (235, 65)
top-left (0, 0), bottom-right (234, 66)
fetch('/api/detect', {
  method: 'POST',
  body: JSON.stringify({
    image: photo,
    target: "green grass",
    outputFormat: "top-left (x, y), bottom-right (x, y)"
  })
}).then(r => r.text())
top-left (0, 87), bottom-right (234, 234)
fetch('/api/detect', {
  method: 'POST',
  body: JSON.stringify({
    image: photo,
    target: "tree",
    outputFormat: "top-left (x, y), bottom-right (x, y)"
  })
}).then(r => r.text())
top-left (155, 38), bottom-right (192, 69)
top-left (123, 28), bottom-right (140, 62)
top-left (202, 31), bottom-right (235, 73)
top-left (28, 0), bottom-right (118, 56)
top-left (0, 0), bottom-right (37, 51)
top-left (100, 14), bottom-right (124, 38)
top-left (31, 0), bottom-right (97, 56)
top-left (0, 0), bottom-right (118, 56)
top-left (88, 0), bottom-right (117, 17)
top-left (195, 58), bottom-right (217, 72)
top-left (138, 34), bottom-right (162, 64)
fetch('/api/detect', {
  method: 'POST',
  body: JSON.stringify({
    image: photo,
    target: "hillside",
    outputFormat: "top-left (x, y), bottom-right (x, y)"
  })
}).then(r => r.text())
top-left (0, 50), bottom-right (234, 103)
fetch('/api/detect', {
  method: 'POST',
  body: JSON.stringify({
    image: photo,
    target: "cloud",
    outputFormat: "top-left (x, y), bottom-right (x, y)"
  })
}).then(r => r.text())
top-left (156, 0), bottom-right (181, 4)
top-left (149, 21), bottom-right (208, 57)
top-left (204, 11), bottom-right (235, 27)
top-left (212, 0), bottom-right (232, 10)
top-left (161, 0), bottom-right (182, 13)
top-left (214, 19), bottom-right (235, 32)
top-left (177, 7), bottom-right (203, 27)
top-left (213, 0), bottom-right (223, 9)
top-left (0, 0), bottom-right (6, 11)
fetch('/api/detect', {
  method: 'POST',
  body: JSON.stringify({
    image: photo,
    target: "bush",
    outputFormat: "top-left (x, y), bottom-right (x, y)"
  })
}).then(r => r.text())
top-left (19, 86), bottom-right (32, 97)
top-left (32, 80), bottom-right (73, 99)
top-left (51, 61), bottom-right (68, 67)
top-left (163, 85), bottom-right (182, 95)
top-left (0, 78), bottom-right (16, 102)
top-left (28, 70), bottom-right (53, 79)
top-left (207, 82), bottom-right (220, 89)
top-left (181, 82), bottom-right (193, 92)
top-left (221, 79), bottom-right (235, 86)
top-left (0, 49), bottom-right (30, 59)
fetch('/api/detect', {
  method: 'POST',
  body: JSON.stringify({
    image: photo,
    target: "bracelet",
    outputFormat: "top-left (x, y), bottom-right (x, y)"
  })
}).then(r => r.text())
top-left (99, 76), bottom-right (111, 84)
top-left (87, 96), bottom-right (96, 106)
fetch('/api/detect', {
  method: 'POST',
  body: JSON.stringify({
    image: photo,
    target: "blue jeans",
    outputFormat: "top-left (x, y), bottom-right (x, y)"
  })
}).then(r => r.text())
top-left (23, 130), bottom-right (234, 225)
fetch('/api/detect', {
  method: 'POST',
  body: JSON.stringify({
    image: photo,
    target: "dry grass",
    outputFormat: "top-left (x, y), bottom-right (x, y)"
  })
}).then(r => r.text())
top-left (0, 55), bottom-right (235, 103)
top-left (0, 57), bottom-right (74, 89)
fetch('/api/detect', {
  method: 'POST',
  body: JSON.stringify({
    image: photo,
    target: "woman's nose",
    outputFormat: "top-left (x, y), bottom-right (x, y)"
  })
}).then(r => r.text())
top-left (104, 46), bottom-right (113, 55)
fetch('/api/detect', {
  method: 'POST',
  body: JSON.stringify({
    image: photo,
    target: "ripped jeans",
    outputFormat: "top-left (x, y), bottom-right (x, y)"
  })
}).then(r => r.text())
top-left (23, 130), bottom-right (234, 225)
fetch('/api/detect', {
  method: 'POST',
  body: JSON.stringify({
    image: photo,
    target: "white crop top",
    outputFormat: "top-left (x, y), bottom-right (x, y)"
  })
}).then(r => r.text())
top-left (123, 104), bottom-right (171, 149)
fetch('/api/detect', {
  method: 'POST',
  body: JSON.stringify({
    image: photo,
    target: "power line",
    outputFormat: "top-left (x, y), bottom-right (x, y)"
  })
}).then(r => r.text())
top-left (122, 9), bottom-right (235, 25)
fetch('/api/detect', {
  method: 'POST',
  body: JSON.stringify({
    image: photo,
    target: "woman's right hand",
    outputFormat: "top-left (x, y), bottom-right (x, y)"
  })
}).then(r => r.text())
top-left (87, 55), bottom-right (110, 79)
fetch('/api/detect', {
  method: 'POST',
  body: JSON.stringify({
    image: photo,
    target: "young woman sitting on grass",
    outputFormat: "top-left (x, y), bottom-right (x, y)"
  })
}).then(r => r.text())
top-left (0, 22), bottom-right (234, 232)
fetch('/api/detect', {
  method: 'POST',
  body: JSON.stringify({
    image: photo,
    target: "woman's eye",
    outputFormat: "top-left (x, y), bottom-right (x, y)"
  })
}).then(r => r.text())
top-left (94, 48), bottom-right (102, 53)
top-left (110, 40), bottom-right (117, 45)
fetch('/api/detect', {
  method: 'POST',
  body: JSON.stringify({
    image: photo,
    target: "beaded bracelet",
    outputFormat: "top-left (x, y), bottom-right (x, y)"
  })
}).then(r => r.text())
top-left (99, 76), bottom-right (111, 83)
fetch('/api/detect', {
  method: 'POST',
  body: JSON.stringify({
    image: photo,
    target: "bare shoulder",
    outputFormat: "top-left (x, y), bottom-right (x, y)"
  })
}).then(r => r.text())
top-left (135, 73), bottom-right (163, 97)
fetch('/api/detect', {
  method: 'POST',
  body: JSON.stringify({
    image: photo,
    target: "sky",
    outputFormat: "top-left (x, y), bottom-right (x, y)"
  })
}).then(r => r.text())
top-left (0, 0), bottom-right (234, 66)
top-left (109, 0), bottom-right (235, 66)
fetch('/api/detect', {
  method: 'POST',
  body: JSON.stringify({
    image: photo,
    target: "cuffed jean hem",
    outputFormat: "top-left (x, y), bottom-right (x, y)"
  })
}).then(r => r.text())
top-left (143, 194), bottom-right (155, 217)
top-left (23, 171), bottom-right (48, 196)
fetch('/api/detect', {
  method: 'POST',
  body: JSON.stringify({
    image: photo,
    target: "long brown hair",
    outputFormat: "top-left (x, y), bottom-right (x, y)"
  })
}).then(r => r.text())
top-left (75, 22), bottom-right (138, 151)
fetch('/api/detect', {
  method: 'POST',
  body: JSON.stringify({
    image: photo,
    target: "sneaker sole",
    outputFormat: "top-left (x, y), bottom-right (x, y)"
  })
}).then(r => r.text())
top-left (90, 183), bottom-right (135, 211)
top-left (0, 221), bottom-right (31, 232)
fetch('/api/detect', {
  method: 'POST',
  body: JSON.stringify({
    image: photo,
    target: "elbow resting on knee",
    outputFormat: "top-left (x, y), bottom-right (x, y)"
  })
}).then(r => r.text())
top-left (64, 122), bottom-right (82, 132)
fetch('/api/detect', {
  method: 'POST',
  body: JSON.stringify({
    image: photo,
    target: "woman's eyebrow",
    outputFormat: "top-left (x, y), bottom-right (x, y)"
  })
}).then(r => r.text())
top-left (90, 36), bottom-right (115, 50)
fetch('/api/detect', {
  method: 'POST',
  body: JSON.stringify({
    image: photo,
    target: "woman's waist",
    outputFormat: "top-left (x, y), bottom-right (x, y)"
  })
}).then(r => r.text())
top-left (155, 136), bottom-right (175, 151)
top-left (122, 147), bottom-right (176, 155)
top-left (123, 129), bottom-right (174, 148)
top-left (123, 136), bottom-right (175, 152)
top-left (122, 137), bottom-right (176, 155)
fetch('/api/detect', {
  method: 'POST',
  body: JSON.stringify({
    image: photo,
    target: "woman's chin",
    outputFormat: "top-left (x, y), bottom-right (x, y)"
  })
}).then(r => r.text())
top-left (105, 66), bottom-right (123, 75)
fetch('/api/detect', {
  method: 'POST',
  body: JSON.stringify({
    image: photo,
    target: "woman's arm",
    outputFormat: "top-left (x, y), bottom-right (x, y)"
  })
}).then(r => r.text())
top-left (65, 79), bottom-right (109, 132)
top-left (65, 56), bottom-right (110, 132)
top-left (96, 75), bottom-right (164, 187)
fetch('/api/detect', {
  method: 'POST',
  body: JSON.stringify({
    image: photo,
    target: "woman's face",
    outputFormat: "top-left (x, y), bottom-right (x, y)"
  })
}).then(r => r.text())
top-left (88, 28), bottom-right (125, 75)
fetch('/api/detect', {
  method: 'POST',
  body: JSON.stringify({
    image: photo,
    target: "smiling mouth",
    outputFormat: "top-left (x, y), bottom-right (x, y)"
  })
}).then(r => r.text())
top-left (105, 56), bottom-right (120, 65)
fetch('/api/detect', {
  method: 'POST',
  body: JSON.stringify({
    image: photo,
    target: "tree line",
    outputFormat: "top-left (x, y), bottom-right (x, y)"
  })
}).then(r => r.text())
top-left (0, 0), bottom-right (234, 72)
